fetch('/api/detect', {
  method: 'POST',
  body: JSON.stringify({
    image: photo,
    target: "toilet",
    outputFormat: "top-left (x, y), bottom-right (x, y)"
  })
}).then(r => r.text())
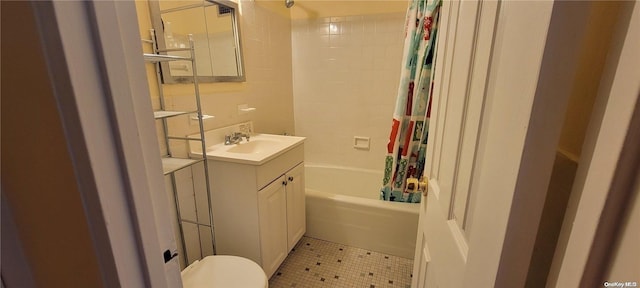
top-left (181, 255), bottom-right (268, 288)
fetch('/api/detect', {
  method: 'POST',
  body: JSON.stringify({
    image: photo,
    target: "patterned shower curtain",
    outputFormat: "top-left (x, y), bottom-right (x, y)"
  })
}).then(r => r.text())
top-left (381, 0), bottom-right (440, 203)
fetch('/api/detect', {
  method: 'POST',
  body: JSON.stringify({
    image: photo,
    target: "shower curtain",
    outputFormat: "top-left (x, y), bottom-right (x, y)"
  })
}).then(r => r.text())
top-left (381, 0), bottom-right (440, 203)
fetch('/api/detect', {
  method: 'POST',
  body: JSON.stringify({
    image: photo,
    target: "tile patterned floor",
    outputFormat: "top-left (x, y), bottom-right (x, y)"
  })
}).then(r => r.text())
top-left (269, 236), bottom-right (413, 288)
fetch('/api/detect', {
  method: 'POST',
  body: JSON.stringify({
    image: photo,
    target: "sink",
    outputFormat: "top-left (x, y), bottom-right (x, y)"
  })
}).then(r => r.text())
top-left (226, 139), bottom-right (280, 154)
top-left (196, 133), bottom-right (305, 165)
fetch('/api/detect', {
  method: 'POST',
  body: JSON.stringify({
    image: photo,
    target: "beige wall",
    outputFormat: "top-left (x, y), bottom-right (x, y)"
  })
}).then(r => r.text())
top-left (557, 2), bottom-right (620, 161)
top-left (292, 10), bottom-right (405, 170)
top-left (1, 2), bottom-right (103, 287)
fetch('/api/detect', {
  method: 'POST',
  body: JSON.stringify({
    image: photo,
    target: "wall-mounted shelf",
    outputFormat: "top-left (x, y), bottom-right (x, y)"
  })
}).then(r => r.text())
top-left (153, 110), bottom-right (195, 119)
top-left (143, 53), bottom-right (192, 63)
top-left (161, 157), bottom-right (203, 175)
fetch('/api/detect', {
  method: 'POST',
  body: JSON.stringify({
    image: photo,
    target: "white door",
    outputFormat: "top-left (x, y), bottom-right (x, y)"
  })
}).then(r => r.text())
top-left (258, 176), bottom-right (289, 278)
top-left (412, 1), bottom-right (594, 287)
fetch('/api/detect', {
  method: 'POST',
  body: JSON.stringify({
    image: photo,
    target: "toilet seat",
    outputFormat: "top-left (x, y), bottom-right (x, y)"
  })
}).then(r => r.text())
top-left (181, 255), bottom-right (268, 288)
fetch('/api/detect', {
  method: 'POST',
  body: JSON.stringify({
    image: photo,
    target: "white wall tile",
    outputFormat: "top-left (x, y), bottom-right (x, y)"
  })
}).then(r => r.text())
top-left (293, 12), bottom-right (405, 171)
top-left (198, 225), bottom-right (214, 258)
top-left (182, 222), bottom-right (202, 265)
top-left (174, 168), bottom-right (197, 222)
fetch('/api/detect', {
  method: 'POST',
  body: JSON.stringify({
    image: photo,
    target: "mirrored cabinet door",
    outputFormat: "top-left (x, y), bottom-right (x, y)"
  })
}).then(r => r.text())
top-left (149, 0), bottom-right (246, 83)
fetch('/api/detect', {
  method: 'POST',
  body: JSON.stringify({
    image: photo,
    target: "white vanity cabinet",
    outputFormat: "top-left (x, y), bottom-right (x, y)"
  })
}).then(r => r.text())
top-left (257, 163), bottom-right (304, 277)
top-left (208, 143), bottom-right (305, 278)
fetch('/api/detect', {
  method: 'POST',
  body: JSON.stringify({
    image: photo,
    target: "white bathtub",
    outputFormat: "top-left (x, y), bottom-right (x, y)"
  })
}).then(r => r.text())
top-left (304, 164), bottom-right (419, 259)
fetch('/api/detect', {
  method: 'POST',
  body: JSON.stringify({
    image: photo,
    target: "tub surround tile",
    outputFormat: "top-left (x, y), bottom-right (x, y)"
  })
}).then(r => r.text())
top-left (269, 236), bottom-right (413, 288)
top-left (292, 13), bottom-right (405, 171)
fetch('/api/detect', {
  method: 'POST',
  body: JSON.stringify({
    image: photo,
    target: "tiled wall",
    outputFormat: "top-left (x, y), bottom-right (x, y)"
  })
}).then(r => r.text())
top-left (292, 12), bottom-right (405, 171)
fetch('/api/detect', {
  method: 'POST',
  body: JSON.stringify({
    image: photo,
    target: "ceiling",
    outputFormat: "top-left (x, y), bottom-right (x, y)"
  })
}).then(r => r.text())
top-left (253, 0), bottom-right (408, 19)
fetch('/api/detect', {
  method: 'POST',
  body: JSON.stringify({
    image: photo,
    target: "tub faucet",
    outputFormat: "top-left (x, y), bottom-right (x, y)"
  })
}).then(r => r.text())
top-left (224, 132), bottom-right (250, 145)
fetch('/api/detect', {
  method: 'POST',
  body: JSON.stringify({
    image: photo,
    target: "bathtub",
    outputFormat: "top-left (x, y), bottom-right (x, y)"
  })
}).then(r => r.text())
top-left (304, 164), bottom-right (419, 259)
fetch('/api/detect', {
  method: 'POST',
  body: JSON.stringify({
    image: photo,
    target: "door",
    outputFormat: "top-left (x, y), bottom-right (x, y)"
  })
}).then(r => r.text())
top-left (411, 2), bottom-right (498, 286)
top-left (11, 0), bottom-right (179, 287)
top-left (258, 176), bottom-right (288, 278)
top-left (550, 4), bottom-right (640, 286)
top-left (286, 163), bottom-right (306, 251)
top-left (412, 1), bottom-right (594, 287)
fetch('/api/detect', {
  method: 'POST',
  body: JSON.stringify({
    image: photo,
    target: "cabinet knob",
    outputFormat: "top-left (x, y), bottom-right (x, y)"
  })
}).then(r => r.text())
top-left (282, 180), bottom-right (288, 186)
top-left (288, 176), bottom-right (294, 182)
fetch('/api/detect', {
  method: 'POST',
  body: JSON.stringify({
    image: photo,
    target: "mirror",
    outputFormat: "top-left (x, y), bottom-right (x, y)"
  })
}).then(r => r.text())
top-left (149, 0), bottom-right (246, 83)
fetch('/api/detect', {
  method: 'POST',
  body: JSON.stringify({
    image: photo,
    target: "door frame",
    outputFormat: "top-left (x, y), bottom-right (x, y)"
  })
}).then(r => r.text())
top-left (549, 3), bottom-right (640, 286)
top-left (26, 0), bottom-right (180, 287)
top-left (488, 2), bottom-right (594, 286)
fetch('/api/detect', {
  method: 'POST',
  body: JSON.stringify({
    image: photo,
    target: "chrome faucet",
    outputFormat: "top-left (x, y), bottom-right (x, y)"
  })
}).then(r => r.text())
top-left (224, 132), bottom-right (250, 145)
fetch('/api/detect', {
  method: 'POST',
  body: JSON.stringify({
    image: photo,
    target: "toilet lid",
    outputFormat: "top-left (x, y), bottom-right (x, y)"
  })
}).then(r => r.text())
top-left (182, 255), bottom-right (268, 288)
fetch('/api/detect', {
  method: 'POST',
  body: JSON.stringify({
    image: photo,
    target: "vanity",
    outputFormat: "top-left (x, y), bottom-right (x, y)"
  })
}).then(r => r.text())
top-left (193, 124), bottom-right (305, 278)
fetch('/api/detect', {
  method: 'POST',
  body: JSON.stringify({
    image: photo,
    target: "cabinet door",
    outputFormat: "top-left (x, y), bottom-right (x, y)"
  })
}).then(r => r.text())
top-left (286, 163), bottom-right (306, 251)
top-left (258, 176), bottom-right (288, 278)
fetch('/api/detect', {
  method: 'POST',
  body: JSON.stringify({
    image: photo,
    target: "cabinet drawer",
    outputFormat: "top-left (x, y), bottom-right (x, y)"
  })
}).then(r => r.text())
top-left (256, 144), bottom-right (304, 190)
